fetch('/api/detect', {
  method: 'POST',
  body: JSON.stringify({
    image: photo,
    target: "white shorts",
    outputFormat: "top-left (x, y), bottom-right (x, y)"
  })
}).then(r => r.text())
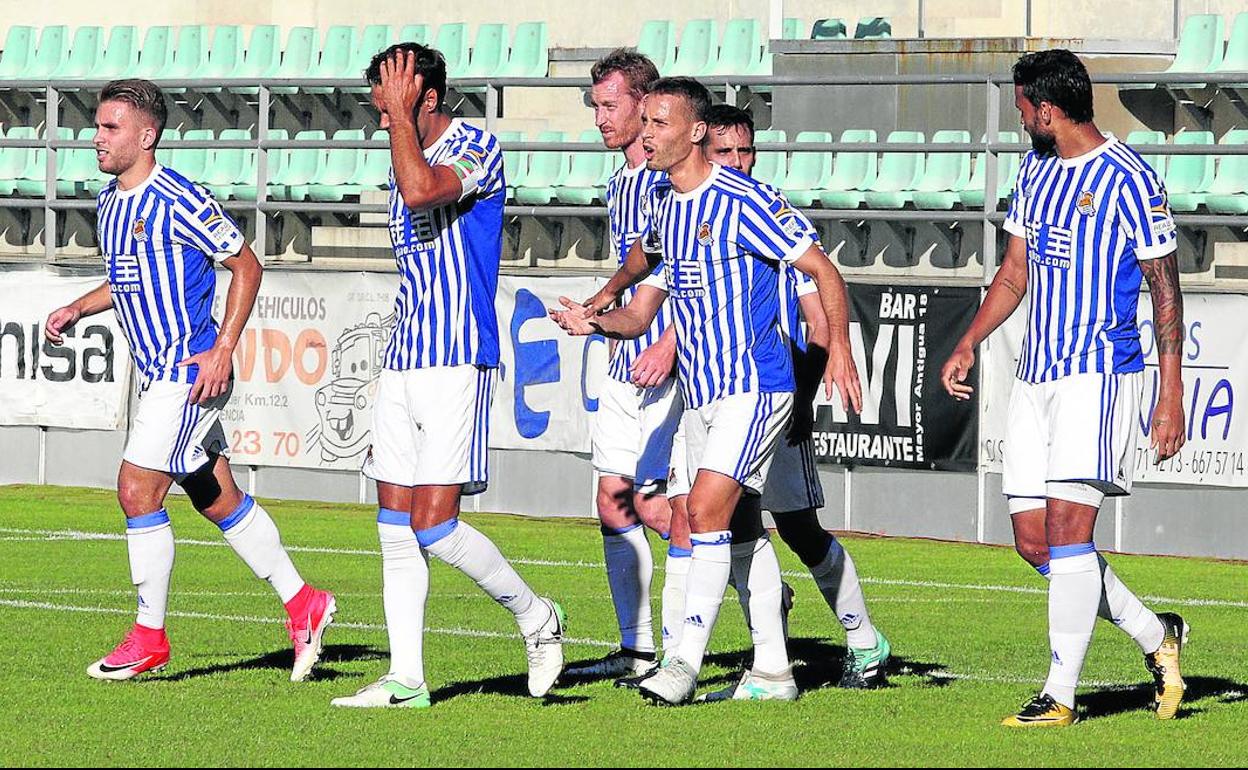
top-left (591, 375), bottom-right (683, 492)
top-left (761, 437), bottom-right (826, 513)
top-left (362, 365), bottom-right (494, 493)
top-left (1002, 371), bottom-right (1143, 502)
top-left (682, 391), bottom-right (794, 496)
top-left (123, 380), bottom-right (229, 477)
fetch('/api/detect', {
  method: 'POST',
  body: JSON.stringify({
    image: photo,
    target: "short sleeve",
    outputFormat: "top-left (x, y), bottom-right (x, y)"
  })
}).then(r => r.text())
top-left (1002, 154), bottom-right (1031, 239)
top-left (735, 185), bottom-right (816, 264)
top-left (441, 139), bottom-right (498, 201)
top-left (1117, 168), bottom-right (1178, 261)
top-left (174, 189), bottom-right (245, 262)
top-left (791, 265), bottom-right (818, 297)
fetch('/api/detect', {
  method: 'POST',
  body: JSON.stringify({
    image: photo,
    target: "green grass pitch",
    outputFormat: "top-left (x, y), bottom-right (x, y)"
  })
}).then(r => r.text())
top-left (1, 484), bottom-right (1245, 766)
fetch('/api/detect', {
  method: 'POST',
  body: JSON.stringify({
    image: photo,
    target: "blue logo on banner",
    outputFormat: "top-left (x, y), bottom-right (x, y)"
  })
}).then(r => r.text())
top-left (510, 289), bottom-right (560, 439)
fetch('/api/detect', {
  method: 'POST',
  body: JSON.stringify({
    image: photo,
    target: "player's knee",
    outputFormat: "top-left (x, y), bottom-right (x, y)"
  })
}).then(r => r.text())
top-left (1013, 538), bottom-right (1049, 568)
top-left (596, 483), bottom-right (633, 520)
top-left (178, 460), bottom-right (224, 512)
top-left (116, 478), bottom-right (157, 518)
top-left (632, 491), bottom-right (671, 534)
top-left (773, 513), bottom-right (832, 567)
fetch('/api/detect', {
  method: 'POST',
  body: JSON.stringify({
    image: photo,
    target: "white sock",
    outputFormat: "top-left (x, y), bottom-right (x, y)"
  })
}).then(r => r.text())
top-left (731, 535), bottom-right (790, 674)
top-left (661, 546), bottom-right (691, 658)
top-left (602, 524), bottom-right (655, 654)
top-left (676, 530), bottom-right (732, 674)
top-left (218, 495), bottom-right (305, 603)
top-left (126, 509), bottom-right (175, 630)
top-left (1035, 557), bottom-right (1166, 655)
top-left (810, 537), bottom-right (877, 649)
top-left (1043, 544), bottom-right (1101, 709)
top-left (378, 509), bottom-right (428, 688)
top-left (418, 518), bottom-right (547, 636)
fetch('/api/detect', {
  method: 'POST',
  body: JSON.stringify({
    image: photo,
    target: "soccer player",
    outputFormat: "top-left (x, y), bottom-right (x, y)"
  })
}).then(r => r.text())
top-left (331, 44), bottom-right (564, 709)
top-left (44, 79), bottom-right (335, 683)
top-left (563, 49), bottom-right (684, 682)
top-left (940, 49), bottom-right (1188, 726)
top-left (551, 78), bottom-right (862, 705)
top-left (695, 105), bottom-right (890, 697)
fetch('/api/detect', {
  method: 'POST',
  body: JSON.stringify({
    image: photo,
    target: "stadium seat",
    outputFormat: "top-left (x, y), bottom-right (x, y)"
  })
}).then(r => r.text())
top-left (398, 24), bottom-right (430, 45)
top-left (782, 131), bottom-right (832, 206)
top-left (159, 25), bottom-right (209, 89)
top-left (341, 24), bottom-right (393, 93)
top-left (230, 129), bottom-right (290, 201)
top-left (13, 127), bottom-right (74, 197)
top-left (956, 132), bottom-right (1021, 210)
top-left (753, 129), bottom-right (787, 190)
top-left (50, 26), bottom-right (102, 79)
top-left (666, 19), bottom-right (717, 77)
top-left (863, 131), bottom-right (926, 208)
top-left (912, 130), bottom-right (973, 210)
top-left (152, 128), bottom-right (179, 171)
top-left (88, 25), bottom-right (138, 79)
top-left (201, 128), bottom-right (251, 200)
top-left (23, 25), bottom-right (68, 80)
top-left (498, 21), bottom-right (548, 78)
top-left (128, 26), bottom-right (172, 79)
top-left (1213, 12), bottom-right (1248, 86)
top-left (228, 25), bottom-right (280, 94)
top-left (304, 129), bottom-right (366, 201)
top-left (810, 19), bottom-right (847, 40)
top-left (514, 130), bottom-right (569, 205)
top-left (1122, 13), bottom-right (1224, 90)
top-left (269, 129), bottom-right (326, 200)
top-left (1125, 129), bottom-right (1167, 176)
top-left (0, 127), bottom-right (37, 195)
top-left (855, 17), bottom-right (893, 39)
top-left (195, 26), bottom-right (244, 93)
top-left (62, 127), bottom-right (107, 195)
top-left (436, 23), bottom-right (469, 78)
top-left (818, 129), bottom-right (877, 208)
top-left (555, 129), bottom-right (610, 205)
top-left (270, 27), bottom-right (319, 94)
top-left (496, 130), bottom-right (525, 200)
top-left (703, 18), bottom-right (760, 77)
top-left (782, 18), bottom-right (802, 40)
top-left (1202, 129), bottom-right (1248, 214)
top-left (304, 25), bottom-right (357, 94)
top-left (637, 20), bottom-right (675, 73)
top-left (463, 23), bottom-right (508, 79)
top-left (351, 129), bottom-right (392, 192)
top-left (1165, 131), bottom-right (1215, 211)
top-left (168, 128), bottom-right (213, 181)
top-left (0, 26), bottom-right (35, 79)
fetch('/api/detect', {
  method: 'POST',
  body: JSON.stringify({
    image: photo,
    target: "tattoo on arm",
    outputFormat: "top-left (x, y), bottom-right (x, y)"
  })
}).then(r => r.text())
top-left (1140, 254), bottom-right (1184, 356)
top-left (1001, 277), bottom-right (1025, 302)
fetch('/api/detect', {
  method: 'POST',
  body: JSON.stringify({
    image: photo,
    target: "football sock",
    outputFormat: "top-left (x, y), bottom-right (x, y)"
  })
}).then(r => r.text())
top-left (676, 530), bottom-right (732, 674)
top-left (377, 509), bottom-right (428, 688)
top-left (1043, 543), bottom-right (1100, 709)
top-left (811, 537), bottom-right (877, 649)
top-left (602, 523), bottom-right (656, 654)
top-left (125, 509), bottom-right (175, 630)
top-left (217, 495), bottom-right (305, 604)
top-left (730, 535), bottom-right (790, 674)
top-left (661, 545), bottom-right (691, 657)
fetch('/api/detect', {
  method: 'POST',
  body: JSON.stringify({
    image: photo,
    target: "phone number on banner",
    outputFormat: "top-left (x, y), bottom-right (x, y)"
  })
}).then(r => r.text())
top-left (1134, 447), bottom-right (1247, 485)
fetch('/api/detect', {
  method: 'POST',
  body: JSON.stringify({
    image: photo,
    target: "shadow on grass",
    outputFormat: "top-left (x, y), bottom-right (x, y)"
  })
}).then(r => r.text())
top-left (433, 669), bottom-right (590, 705)
top-left (1079, 676), bottom-right (1248, 721)
top-left (155, 643), bottom-right (380, 682)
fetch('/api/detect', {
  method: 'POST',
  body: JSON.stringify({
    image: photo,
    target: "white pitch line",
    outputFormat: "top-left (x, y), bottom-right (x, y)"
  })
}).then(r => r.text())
top-left (4, 526), bottom-right (1247, 610)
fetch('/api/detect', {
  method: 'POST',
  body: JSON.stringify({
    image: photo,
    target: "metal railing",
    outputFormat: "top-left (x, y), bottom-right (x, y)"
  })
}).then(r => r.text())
top-left (1, 70), bottom-right (1246, 281)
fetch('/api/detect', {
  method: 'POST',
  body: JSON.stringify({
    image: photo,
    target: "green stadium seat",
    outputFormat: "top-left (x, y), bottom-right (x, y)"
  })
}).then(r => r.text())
top-left (305, 128), bottom-right (366, 201)
top-left (158, 25), bottom-right (209, 91)
top-left (167, 128), bottom-right (213, 181)
top-left (958, 131), bottom-right (1021, 210)
top-left (14, 127), bottom-right (74, 197)
top-left (514, 130), bottom-right (568, 205)
top-left (703, 18), bottom-right (760, 77)
top-left (342, 24), bottom-right (393, 93)
top-left (782, 18), bottom-right (802, 40)
top-left (23, 25), bottom-right (68, 80)
top-left (496, 130), bottom-right (525, 200)
top-left (128, 26), bottom-right (172, 79)
top-left (51, 26), bottom-right (102, 79)
top-left (864, 131), bottom-right (926, 208)
top-left (555, 129), bottom-right (609, 205)
top-left (913, 130), bottom-right (973, 210)
top-left (0, 26), bottom-right (35, 79)
top-left (637, 20), bottom-right (675, 73)
top-left (88, 25), bottom-right (138, 79)
top-left (202, 128), bottom-right (251, 200)
top-left (231, 129), bottom-right (289, 201)
top-left (666, 20), bottom-right (716, 77)
top-left (228, 25), bottom-right (280, 94)
top-left (270, 130), bottom-right (326, 200)
top-left (436, 23), bottom-right (469, 78)
top-left (1213, 12), bottom-right (1248, 87)
top-left (752, 129), bottom-right (786, 189)
top-left (810, 19), bottom-right (847, 40)
top-left (498, 21), bottom-right (548, 78)
top-left (1123, 13), bottom-right (1224, 90)
top-left (1165, 131), bottom-right (1215, 211)
top-left (64, 127), bottom-right (107, 195)
top-left (195, 26), bottom-right (243, 92)
top-left (1202, 129), bottom-right (1248, 214)
top-left (398, 24), bottom-right (430, 45)
top-left (153, 128), bottom-right (180, 171)
top-left (270, 27), bottom-right (319, 95)
top-left (306, 25), bottom-right (356, 94)
top-left (818, 129), bottom-right (877, 208)
top-left (1125, 129), bottom-right (1167, 176)
top-left (782, 131), bottom-right (832, 206)
top-left (463, 23), bottom-right (508, 79)
top-left (0, 127), bottom-right (36, 195)
top-left (353, 129), bottom-right (392, 190)
top-left (855, 17), bottom-right (893, 39)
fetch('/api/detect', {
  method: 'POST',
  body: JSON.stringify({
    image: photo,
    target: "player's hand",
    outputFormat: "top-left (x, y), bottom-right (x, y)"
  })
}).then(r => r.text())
top-left (378, 50), bottom-right (424, 123)
top-left (825, 341), bottom-right (862, 414)
top-left (548, 297), bottom-right (597, 336)
top-left (942, 344), bottom-right (975, 401)
top-left (630, 336), bottom-right (675, 388)
top-left (179, 343), bottom-right (234, 405)
top-left (1150, 392), bottom-right (1185, 462)
top-left (44, 305), bottom-right (81, 345)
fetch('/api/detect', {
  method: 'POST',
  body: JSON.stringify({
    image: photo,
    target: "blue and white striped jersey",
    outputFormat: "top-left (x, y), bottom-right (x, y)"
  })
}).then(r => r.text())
top-left (604, 161), bottom-right (671, 382)
top-left (385, 119), bottom-right (504, 370)
top-left (644, 164), bottom-right (817, 408)
top-left (1004, 134), bottom-right (1177, 383)
top-left (97, 165), bottom-right (245, 386)
top-left (778, 252), bottom-right (818, 353)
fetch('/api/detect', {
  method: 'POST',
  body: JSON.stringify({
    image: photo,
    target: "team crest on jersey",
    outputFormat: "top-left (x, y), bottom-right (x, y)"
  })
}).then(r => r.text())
top-left (132, 218), bottom-right (148, 243)
top-left (1076, 190), bottom-right (1096, 216)
top-left (697, 222), bottom-right (713, 246)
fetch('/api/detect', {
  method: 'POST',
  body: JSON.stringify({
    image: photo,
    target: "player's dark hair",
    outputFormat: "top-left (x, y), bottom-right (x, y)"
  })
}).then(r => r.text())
top-left (365, 42), bottom-right (449, 111)
top-left (590, 48), bottom-right (660, 97)
top-left (99, 79), bottom-right (168, 145)
top-left (1012, 49), bottom-right (1094, 123)
top-left (704, 103), bottom-right (755, 140)
top-left (647, 76), bottom-right (712, 123)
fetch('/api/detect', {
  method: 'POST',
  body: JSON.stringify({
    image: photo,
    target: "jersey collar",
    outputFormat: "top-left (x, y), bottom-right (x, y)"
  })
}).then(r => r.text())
top-left (1057, 132), bottom-right (1117, 169)
top-left (670, 162), bottom-right (720, 201)
top-left (422, 118), bottom-right (463, 159)
top-left (112, 163), bottom-right (163, 199)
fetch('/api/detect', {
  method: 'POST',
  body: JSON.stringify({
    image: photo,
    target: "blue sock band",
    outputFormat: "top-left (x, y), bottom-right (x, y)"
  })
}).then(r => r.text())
top-left (126, 509), bottom-right (170, 529)
top-left (690, 532), bottom-right (732, 548)
top-left (377, 508), bottom-right (409, 527)
top-left (659, 531), bottom-right (671, 541)
top-left (600, 522), bottom-right (642, 536)
top-left (1036, 562), bottom-right (1051, 577)
top-left (1049, 542), bottom-right (1096, 560)
top-left (415, 518), bottom-right (460, 548)
top-left (667, 545), bottom-right (693, 558)
top-left (216, 495), bottom-right (255, 532)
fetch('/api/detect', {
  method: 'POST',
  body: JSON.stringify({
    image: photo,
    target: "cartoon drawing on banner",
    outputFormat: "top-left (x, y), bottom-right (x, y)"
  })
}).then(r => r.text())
top-left (308, 312), bottom-right (393, 463)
